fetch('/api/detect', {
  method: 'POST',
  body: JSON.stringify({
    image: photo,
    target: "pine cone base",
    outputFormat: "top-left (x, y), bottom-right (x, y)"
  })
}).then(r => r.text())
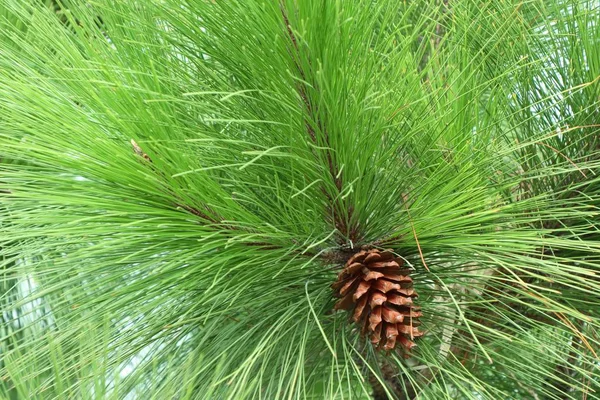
top-left (332, 249), bottom-right (424, 353)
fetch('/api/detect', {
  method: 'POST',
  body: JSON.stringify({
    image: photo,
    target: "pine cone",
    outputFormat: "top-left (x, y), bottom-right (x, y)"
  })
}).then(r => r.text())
top-left (332, 249), bottom-right (424, 352)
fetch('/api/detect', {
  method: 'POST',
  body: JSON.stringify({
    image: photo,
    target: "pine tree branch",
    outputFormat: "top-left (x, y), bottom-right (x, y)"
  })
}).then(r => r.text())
top-left (129, 139), bottom-right (309, 253)
top-left (279, 3), bottom-right (358, 243)
top-left (131, 139), bottom-right (226, 225)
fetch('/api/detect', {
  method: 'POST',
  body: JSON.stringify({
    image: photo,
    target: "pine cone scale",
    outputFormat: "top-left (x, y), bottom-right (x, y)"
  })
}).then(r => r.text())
top-left (353, 296), bottom-right (368, 321)
top-left (345, 262), bottom-right (364, 275)
top-left (381, 306), bottom-right (404, 323)
top-left (353, 281), bottom-right (371, 300)
top-left (339, 277), bottom-right (359, 296)
top-left (364, 271), bottom-right (385, 281)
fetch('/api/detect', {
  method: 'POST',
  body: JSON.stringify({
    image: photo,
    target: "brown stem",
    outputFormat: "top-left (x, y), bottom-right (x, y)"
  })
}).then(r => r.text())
top-left (279, 3), bottom-right (358, 243)
top-left (173, 202), bottom-right (223, 226)
top-left (369, 359), bottom-right (433, 400)
top-left (369, 365), bottom-right (411, 400)
top-left (132, 139), bottom-right (228, 226)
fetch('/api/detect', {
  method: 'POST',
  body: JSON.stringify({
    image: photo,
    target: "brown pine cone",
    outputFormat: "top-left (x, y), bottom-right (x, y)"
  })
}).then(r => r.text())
top-left (332, 249), bottom-right (424, 352)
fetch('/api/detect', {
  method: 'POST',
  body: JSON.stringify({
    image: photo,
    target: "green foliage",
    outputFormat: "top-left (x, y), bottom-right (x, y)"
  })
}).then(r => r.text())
top-left (0, 0), bottom-right (599, 399)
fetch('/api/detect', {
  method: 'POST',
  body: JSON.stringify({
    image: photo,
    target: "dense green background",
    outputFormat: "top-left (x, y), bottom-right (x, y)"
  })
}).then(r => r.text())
top-left (0, 0), bottom-right (599, 399)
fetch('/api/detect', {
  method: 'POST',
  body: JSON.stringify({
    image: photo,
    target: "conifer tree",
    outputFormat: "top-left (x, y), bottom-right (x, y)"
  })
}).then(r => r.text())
top-left (1, 1), bottom-right (599, 399)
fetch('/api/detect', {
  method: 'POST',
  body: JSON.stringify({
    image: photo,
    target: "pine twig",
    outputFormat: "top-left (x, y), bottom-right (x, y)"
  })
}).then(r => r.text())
top-left (130, 139), bottom-right (226, 225)
top-left (279, 3), bottom-right (358, 243)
